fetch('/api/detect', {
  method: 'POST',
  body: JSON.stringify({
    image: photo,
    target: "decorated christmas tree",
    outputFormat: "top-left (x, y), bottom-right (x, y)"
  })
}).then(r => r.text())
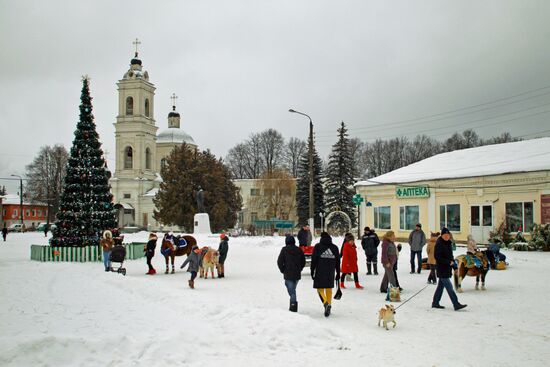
top-left (50, 77), bottom-right (117, 247)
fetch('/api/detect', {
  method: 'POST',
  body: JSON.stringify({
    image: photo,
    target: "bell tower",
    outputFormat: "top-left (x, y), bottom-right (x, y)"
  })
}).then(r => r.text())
top-left (113, 38), bottom-right (157, 180)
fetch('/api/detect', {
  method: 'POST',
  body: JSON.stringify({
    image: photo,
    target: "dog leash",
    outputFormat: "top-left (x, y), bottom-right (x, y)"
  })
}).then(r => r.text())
top-left (394, 284), bottom-right (430, 311)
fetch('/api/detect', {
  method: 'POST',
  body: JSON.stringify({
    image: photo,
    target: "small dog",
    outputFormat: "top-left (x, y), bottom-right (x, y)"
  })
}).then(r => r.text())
top-left (389, 286), bottom-right (401, 302)
top-left (378, 304), bottom-right (397, 330)
top-left (199, 248), bottom-right (220, 279)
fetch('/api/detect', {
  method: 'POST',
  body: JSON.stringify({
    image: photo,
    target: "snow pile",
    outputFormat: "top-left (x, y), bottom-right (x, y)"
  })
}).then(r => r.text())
top-left (356, 137), bottom-right (550, 185)
top-left (1, 232), bottom-right (549, 366)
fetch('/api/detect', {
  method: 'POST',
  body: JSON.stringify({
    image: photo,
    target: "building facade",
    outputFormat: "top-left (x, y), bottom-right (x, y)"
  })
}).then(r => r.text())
top-left (1, 194), bottom-right (47, 229)
top-left (109, 51), bottom-right (197, 230)
top-left (233, 178), bottom-right (298, 232)
top-left (355, 138), bottom-right (550, 243)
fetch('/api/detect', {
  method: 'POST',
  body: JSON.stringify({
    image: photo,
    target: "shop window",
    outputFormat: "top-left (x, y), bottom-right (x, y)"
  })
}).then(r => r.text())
top-left (439, 204), bottom-right (460, 232)
top-left (250, 188), bottom-right (260, 196)
top-left (124, 146), bottom-right (133, 169)
top-left (399, 205), bottom-right (419, 231)
top-left (506, 202), bottom-right (534, 232)
top-left (374, 206), bottom-right (391, 230)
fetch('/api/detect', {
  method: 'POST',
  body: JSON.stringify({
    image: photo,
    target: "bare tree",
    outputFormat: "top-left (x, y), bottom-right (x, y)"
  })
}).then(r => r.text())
top-left (259, 129), bottom-right (285, 175)
top-left (284, 137), bottom-right (307, 177)
top-left (349, 137), bottom-right (367, 178)
top-left (250, 168), bottom-right (296, 221)
top-left (25, 145), bottom-right (69, 221)
top-left (226, 143), bottom-right (251, 179)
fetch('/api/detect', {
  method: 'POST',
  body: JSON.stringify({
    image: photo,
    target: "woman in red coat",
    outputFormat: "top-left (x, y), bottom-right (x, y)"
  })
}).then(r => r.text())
top-left (340, 233), bottom-right (364, 289)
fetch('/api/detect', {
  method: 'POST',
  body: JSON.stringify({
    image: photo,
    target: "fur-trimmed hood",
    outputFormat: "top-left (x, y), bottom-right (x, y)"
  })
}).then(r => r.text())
top-left (103, 230), bottom-right (113, 239)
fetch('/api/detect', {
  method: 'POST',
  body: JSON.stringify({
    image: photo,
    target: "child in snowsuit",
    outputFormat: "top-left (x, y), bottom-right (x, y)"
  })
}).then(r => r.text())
top-left (181, 245), bottom-right (201, 289)
top-left (100, 230), bottom-right (115, 272)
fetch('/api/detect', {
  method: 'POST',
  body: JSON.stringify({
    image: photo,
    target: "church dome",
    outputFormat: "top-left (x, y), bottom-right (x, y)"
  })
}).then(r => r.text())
top-left (157, 128), bottom-right (196, 145)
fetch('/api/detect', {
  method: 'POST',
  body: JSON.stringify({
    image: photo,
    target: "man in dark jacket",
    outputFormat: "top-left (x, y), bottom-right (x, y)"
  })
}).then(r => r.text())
top-left (277, 235), bottom-right (306, 312)
top-left (361, 227), bottom-right (380, 275)
top-left (432, 227), bottom-right (467, 311)
top-left (311, 232), bottom-right (340, 317)
top-left (217, 233), bottom-right (229, 278)
top-left (145, 232), bottom-right (158, 275)
top-left (297, 225), bottom-right (312, 247)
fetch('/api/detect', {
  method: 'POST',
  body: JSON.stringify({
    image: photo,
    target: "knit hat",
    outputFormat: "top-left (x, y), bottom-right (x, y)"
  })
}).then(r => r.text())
top-left (285, 235), bottom-right (296, 245)
top-left (441, 227), bottom-right (450, 235)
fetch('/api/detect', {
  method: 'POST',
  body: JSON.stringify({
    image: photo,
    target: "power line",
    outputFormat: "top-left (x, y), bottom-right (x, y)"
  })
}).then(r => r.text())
top-left (316, 83), bottom-right (550, 136)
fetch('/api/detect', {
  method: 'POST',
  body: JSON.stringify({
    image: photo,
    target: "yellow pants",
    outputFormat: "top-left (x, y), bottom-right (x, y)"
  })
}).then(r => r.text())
top-left (317, 288), bottom-right (333, 305)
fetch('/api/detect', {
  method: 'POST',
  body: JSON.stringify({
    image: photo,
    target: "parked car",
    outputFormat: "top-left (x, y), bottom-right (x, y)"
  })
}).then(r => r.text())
top-left (7, 223), bottom-right (23, 232)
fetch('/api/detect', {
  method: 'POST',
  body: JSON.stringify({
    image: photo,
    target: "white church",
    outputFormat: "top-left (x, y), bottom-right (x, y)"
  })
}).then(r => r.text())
top-left (110, 47), bottom-right (197, 230)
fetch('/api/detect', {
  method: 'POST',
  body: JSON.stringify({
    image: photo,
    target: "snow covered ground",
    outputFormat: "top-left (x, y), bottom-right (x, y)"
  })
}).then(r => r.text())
top-left (1, 232), bottom-right (549, 367)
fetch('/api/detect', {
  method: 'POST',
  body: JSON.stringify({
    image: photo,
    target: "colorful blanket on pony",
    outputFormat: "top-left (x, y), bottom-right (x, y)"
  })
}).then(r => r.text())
top-left (458, 253), bottom-right (487, 269)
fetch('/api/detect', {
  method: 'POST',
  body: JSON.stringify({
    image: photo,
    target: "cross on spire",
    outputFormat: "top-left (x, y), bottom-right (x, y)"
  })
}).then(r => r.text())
top-left (171, 93), bottom-right (178, 111)
top-left (133, 38), bottom-right (141, 57)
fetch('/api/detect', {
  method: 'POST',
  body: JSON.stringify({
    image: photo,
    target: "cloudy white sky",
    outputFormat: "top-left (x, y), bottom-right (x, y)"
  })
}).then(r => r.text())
top-left (1, 0), bottom-right (550, 193)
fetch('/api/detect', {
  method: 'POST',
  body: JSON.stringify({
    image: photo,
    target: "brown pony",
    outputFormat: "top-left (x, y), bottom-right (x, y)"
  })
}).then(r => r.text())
top-left (453, 249), bottom-right (496, 292)
top-left (161, 235), bottom-right (197, 274)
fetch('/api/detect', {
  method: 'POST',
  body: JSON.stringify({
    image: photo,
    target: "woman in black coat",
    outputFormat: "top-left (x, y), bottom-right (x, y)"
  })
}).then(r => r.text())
top-left (431, 228), bottom-right (467, 311)
top-left (311, 232), bottom-right (340, 317)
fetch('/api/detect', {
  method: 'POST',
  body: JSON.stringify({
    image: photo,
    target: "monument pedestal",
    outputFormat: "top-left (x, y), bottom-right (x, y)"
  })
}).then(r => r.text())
top-left (194, 213), bottom-right (212, 234)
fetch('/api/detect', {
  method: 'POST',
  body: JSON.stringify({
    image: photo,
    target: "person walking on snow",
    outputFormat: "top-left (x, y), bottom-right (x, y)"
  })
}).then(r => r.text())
top-left (181, 244), bottom-right (201, 289)
top-left (361, 227), bottom-right (380, 275)
top-left (409, 223), bottom-right (426, 274)
top-left (145, 232), bottom-right (158, 275)
top-left (277, 235), bottom-right (306, 312)
top-left (432, 227), bottom-right (467, 311)
top-left (2, 224), bottom-right (7, 242)
top-left (217, 233), bottom-right (229, 278)
top-left (340, 233), bottom-right (363, 289)
top-left (297, 224), bottom-right (312, 247)
top-left (380, 231), bottom-right (398, 297)
top-left (311, 232), bottom-right (340, 317)
top-left (100, 230), bottom-right (114, 272)
top-left (426, 233), bottom-right (437, 284)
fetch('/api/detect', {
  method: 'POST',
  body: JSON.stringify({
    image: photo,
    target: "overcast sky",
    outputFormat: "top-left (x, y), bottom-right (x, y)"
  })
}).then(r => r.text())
top-left (1, 0), bottom-right (550, 193)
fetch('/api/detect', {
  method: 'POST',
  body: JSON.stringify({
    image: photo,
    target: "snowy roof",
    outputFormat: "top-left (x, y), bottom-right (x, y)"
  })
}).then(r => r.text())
top-left (1, 194), bottom-right (46, 206)
top-left (355, 137), bottom-right (550, 186)
top-left (143, 188), bottom-right (159, 197)
top-left (157, 127), bottom-right (196, 145)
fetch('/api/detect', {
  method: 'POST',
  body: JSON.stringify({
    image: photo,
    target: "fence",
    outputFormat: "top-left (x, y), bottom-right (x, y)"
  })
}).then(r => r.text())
top-left (30, 243), bottom-right (146, 262)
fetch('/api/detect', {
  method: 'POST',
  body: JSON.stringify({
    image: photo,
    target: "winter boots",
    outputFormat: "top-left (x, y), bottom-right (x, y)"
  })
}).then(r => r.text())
top-left (367, 263), bottom-right (372, 275)
top-left (340, 281), bottom-right (346, 289)
top-left (355, 282), bottom-right (364, 289)
top-left (146, 268), bottom-right (156, 275)
top-left (188, 279), bottom-right (195, 289)
top-left (324, 303), bottom-right (332, 317)
top-left (289, 302), bottom-right (298, 312)
top-left (373, 264), bottom-right (378, 275)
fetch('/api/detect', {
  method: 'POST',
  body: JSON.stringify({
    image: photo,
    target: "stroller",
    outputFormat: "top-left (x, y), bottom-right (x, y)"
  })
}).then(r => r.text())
top-left (109, 244), bottom-right (127, 276)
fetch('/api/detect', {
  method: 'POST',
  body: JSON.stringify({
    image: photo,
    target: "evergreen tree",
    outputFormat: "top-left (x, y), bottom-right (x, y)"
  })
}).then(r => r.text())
top-left (51, 77), bottom-right (116, 247)
top-left (324, 121), bottom-right (356, 229)
top-left (296, 147), bottom-right (324, 227)
top-left (154, 145), bottom-right (242, 232)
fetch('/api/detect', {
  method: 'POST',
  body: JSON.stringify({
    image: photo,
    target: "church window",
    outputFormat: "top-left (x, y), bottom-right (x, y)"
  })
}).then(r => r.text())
top-left (144, 98), bottom-right (150, 117)
top-left (145, 148), bottom-right (152, 169)
top-left (161, 158), bottom-right (167, 170)
top-left (124, 146), bottom-right (133, 169)
top-left (126, 96), bottom-right (134, 116)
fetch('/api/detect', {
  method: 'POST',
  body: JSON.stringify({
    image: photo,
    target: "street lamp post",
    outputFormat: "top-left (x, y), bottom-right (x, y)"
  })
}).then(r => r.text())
top-left (10, 174), bottom-right (23, 226)
top-left (289, 109), bottom-right (314, 232)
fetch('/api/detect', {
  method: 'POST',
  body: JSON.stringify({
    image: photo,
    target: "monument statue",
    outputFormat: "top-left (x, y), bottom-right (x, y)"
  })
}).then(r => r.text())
top-left (196, 187), bottom-right (205, 213)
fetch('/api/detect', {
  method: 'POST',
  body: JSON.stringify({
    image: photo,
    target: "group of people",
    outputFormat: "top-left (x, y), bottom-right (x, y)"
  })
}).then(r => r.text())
top-left (277, 224), bottom-right (468, 316)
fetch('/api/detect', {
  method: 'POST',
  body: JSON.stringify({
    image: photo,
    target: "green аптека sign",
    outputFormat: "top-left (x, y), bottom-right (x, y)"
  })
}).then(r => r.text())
top-left (396, 186), bottom-right (430, 199)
